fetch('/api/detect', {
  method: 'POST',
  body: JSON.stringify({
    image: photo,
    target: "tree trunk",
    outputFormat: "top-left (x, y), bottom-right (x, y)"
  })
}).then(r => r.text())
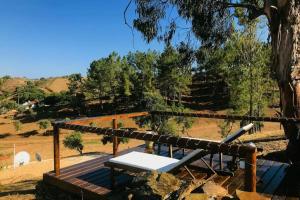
top-left (268, 0), bottom-right (300, 163)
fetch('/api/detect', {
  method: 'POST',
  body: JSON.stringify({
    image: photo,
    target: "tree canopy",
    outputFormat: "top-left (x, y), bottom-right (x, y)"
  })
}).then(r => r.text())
top-left (15, 81), bottom-right (45, 103)
top-left (130, 0), bottom-right (270, 47)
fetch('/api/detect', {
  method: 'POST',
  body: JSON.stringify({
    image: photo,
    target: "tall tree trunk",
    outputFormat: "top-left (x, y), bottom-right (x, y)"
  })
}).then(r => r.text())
top-left (268, 0), bottom-right (300, 163)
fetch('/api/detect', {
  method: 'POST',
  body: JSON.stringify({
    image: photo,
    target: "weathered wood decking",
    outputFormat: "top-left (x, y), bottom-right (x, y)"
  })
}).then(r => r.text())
top-left (43, 145), bottom-right (290, 200)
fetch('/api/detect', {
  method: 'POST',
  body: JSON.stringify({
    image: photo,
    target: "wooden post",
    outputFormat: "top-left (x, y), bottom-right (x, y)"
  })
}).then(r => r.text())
top-left (219, 153), bottom-right (223, 170)
top-left (169, 145), bottom-right (173, 158)
top-left (244, 149), bottom-right (257, 192)
top-left (112, 119), bottom-right (118, 157)
top-left (53, 125), bottom-right (60, 176)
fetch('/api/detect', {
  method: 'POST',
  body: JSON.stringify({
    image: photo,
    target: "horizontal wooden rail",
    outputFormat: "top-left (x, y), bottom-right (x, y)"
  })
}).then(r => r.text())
top-left (53, 122), bottom-right (255, 157)
top-left (151, 110), bottom-right (300, 123)
top-left (52, 112), bottom-right (257, 192)
top-left (58, 112), bottom-right (149, 125)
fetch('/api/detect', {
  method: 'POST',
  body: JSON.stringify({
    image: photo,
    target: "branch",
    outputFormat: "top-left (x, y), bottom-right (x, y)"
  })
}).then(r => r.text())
top-left (124, 0), bottom-right (135, 48)
top-left (222, 2), bottom-right (265, 19)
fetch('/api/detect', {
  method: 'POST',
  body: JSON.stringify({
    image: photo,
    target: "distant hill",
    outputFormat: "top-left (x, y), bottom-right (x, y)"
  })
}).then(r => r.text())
top-left (36, 77), bottom-right (69, 93)
top-left (0, 77), bottom-right (69, 94)
top-left (0, 77), bottom-right (27, 93)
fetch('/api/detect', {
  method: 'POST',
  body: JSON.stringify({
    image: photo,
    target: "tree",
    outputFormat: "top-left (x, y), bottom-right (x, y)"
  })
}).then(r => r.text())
top-left (130, 0), bottom-right (300, 163)
top-left (67, 73), bottom-right (85, 114)
top-left (63, 131), bottom-right (84, 155)
top-left (201, 25), bottom-right (272, 133)
top-left (15, 81), bottom-right (45, 103)
top-left (157, 44), bottom-right (193, 103)
top-left (127, 50), bottom-right (159, 108)
top-left (85, 52), bottom-right (121, 110)
top-left (114, 57), bottom-right (136, 109)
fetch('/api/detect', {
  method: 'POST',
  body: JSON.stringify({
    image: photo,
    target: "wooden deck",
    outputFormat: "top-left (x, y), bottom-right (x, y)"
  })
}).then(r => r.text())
top-left (43, 145), bottom-right (291, 200)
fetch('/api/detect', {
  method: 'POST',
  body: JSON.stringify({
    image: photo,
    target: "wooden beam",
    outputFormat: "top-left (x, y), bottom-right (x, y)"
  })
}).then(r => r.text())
top-left (53, 122), bottom-right (256, 158)
top-left (66, 112), bottom-right (149, 125)
top-left (151, 110), bottom-right (300, 123)
top-left (53, 125), bottom-right (60, 176)
top-left (244, 149), bottom-right (257, 192)
top-left (112, 119), bottom-right (118, 157)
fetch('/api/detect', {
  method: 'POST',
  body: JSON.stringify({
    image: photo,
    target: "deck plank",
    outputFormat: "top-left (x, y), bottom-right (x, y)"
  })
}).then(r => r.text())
top-left (43, 145), bottom-right (291, 200)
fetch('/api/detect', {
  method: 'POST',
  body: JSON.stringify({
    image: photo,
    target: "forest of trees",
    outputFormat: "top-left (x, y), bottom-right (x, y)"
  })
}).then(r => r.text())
top-left (0, 25), bottom-right (276, 138)
top-left (0, 27), bottom-right (275, 117)
top-left (0, 10), bottom-right (284, 155)
top-left (129, 0), bottom-right (300, 163)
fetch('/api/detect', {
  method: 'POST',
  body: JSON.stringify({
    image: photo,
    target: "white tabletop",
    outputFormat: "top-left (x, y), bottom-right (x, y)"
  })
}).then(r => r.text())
top-left (108, 151), bottom-right (180, 172)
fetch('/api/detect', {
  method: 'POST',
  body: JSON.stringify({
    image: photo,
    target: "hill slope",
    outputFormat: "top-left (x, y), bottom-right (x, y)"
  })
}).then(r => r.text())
top-left (0, 77), bottom-right (69, 94)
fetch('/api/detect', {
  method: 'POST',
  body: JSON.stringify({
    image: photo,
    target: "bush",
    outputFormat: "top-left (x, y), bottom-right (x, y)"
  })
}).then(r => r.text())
top-left (63, 131), bottom-right (84, 155)
top-left (13, 120), bottom-right (22, 132)
top-left (43, 92), bottom-right (70, 106)
top-left (38, 120), bottom-right (50, 130)
top-left (89, 122), bottom-right (98, 127)
top-left (0, 100), bottom-right (18, 114)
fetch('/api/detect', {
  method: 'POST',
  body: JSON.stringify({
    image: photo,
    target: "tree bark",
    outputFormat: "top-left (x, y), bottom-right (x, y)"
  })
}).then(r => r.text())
top-left (268, 0), bottom-right (300, 163)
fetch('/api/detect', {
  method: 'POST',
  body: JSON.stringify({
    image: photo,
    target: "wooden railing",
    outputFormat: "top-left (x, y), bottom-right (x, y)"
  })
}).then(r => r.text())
top-left (51, 111), bottom-right (257, 192)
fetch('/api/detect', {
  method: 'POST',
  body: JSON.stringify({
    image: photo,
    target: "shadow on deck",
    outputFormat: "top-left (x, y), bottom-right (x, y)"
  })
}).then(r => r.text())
top-left (43, 145), bottom-right (292, 200)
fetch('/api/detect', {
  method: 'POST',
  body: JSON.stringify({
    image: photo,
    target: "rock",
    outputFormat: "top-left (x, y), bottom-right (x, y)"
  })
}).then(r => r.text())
top-left (201, 181), bottom-right (228, 197)
top-left (147, 172), bottom-right (182, 198)
top-left (124, 171), bottom-right (184, 200)
top-left (235, 190), bottom-right (270, 200)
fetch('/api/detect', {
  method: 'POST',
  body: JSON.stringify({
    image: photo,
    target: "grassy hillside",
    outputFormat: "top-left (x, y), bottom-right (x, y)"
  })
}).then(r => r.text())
top-left (0, 77), bottom-right (69, 94)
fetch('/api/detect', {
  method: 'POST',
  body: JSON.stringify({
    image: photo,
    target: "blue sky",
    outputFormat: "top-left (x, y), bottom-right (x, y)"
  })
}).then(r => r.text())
top-left (0, 1), bottom-right (269, 79)
top-left (0, 0), bottom-right (166, 78)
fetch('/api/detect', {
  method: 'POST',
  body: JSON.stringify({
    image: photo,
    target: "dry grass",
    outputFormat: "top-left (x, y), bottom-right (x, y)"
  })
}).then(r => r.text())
top-left (40, 77), bottom-right (69, 93)
top-left (0, 78), bottom-right (27, 93)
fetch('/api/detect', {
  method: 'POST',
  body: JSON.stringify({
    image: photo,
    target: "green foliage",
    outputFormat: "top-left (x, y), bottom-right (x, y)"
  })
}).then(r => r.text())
top-left (132, 0), bottom-right (265, 47)
top-left (63, 131), bottom-right (84, 155)
top-left (135, 91), bottom-right (194, 136)
top-left (43, 92), bottom-right (70, 106)
top-left (85, 52), bottom-right (121, 109)
top-left (126, 50), bottom-right (158, 108)
top-left (157, 44), bottom-right (193, 102)
top-left (199, 25), bottom-right (273, 134)
top-left (0, 100), bottom-right (18, 114)
top-left (38, 120), bottom-right (50, 130)
top-left (15, 81), bottom-right (45, 103)
top-left (200, 25), bottom-right (272, 115)
top-left (67, 73), bottom-right (85, 114)
top-left (13, 120), bottom-right (22, 132)
top-left (16, 105), bottom-right (27, 114)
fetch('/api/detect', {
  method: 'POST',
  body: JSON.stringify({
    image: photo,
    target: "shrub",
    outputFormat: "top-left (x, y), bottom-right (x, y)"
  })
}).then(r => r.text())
top-left (63, 131), bottom-right (84, 155)
top-left (13, 120), bottom-right (22, 132)
top-left (43, 92), bottom-right (70, 106)
top-left (0, 100), bottom-right (18, 114)
top-left (38, 120), bottom-right (50, 130)
top-left (89, 122), bottom-right (97, 127)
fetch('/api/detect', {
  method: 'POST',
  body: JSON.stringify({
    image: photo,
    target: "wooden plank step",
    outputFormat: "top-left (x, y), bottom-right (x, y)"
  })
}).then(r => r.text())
top-left (263, 164), bottom-right (288, 194)
top-left (257, 162), bottom-right (284, 192)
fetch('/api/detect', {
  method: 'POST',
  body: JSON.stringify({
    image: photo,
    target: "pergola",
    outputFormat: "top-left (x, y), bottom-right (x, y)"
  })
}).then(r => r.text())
top-left (49, 111), bottom-right (281, 192)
